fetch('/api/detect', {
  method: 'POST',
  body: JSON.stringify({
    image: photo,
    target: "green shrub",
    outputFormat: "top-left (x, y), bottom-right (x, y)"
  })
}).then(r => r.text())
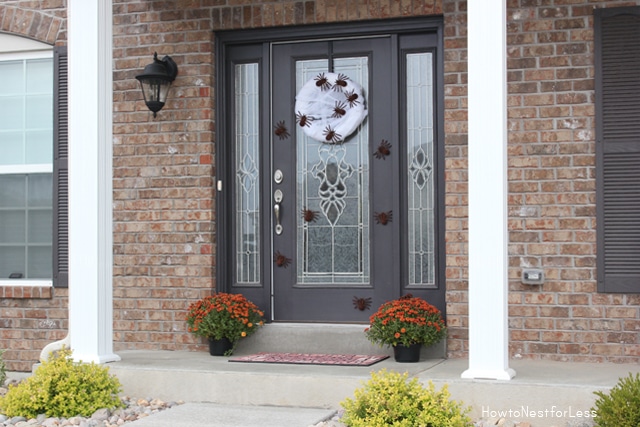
top-left (0, 349), bottom-right (6, 386)
top-left (593, 372), bottom-right (640, 427)
top-left (341, 369), bottom-right (472, 427)
top-left (0, 347), bottom-right (123, 419)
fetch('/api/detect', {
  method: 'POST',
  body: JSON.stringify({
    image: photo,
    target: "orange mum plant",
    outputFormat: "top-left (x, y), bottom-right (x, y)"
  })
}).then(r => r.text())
top-left (365, 294), bottom-right (446, 348)
top-left (186, 293), bottom-right (264, 348)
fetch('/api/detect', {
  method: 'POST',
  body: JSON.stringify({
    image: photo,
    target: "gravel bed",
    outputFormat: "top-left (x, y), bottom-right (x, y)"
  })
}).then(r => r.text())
top-left (0, 396), bottom-right (182, 427)
top-left (0, 380), bottom-right (182, 427)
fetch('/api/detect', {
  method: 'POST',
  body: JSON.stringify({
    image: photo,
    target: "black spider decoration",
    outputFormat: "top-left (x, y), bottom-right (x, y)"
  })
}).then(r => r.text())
top-left (323, 125), bottom-right (342, 144)
top-left (374, 139), bottom-right (392, 160)
top-left (274, 121), bottom-right (290, 140)
top-left (302, 207), bottom-right (320, 223)
top-left (353, 296), bottom-right (372, 311)
top-left (314, 72), bottom-right (332, 91)
top-left (296, 111), bottom-right (314, 128)
top-left (344, 89), bottom-right (360, 107)
top-left (374, 211), bottom-right (393, 225)
top-left (274, 251), bottom-right (292, 268)
top-left (331, 101), bottom-right (347, 119)
top-left (333, 73), bottom-right (349, 92)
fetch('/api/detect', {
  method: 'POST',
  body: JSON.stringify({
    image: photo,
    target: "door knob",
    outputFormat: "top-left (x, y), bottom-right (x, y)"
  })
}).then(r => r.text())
top-left (274, 169), bottom-right (283, 184)
top-left (274, 189), bottom-right (283, 235)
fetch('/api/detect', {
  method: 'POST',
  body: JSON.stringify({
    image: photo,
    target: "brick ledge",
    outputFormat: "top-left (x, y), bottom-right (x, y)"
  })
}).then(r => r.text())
top-left (0, 285), bottom-right (53, 299)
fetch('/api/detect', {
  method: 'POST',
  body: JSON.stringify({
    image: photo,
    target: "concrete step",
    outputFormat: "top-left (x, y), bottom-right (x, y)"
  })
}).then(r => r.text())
top-left (105, 324), bottom-right (640, 427)
top-left (108, 350), bottom-right (640, 427)
top-left (234, 323), bottom-right (445, 358)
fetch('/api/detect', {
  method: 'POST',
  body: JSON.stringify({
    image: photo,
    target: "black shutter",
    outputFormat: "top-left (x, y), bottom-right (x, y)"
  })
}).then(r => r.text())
top-left (595, 7), bottom-right (640, 292)
top-left (53, 45), bottom-right (68, 288)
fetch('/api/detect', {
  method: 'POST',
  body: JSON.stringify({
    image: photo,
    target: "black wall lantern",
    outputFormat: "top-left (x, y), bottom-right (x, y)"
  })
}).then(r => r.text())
top-left (136, 52), bottom-right (178, 117)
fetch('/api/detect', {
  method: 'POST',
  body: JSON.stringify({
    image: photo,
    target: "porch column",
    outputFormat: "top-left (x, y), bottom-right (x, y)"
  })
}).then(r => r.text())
top-left (461, 0), bottom-right (515, 380)
top-left (67, 0), bottom-right (119, 364)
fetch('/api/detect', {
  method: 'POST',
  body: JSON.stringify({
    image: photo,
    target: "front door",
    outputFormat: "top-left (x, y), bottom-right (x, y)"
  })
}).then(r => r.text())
top-left (217, 21), bottom-right (444, 323)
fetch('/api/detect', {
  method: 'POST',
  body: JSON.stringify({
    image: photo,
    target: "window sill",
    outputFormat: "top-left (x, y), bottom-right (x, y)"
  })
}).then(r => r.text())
top-left (0, 281), bottom-right (53, 299)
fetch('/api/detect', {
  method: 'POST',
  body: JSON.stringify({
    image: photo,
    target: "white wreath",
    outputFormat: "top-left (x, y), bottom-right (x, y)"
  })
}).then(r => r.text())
top-left (294, 72), bottom-right (367, 144)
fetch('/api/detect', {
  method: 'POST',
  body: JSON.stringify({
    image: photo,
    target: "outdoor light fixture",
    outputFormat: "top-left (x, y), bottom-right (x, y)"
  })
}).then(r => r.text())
top-left (136, 52), bottom-right (178, 117)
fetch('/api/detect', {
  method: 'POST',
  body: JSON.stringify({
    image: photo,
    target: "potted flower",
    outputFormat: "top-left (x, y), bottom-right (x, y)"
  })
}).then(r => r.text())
top-left (365, 294), bottom-right (446, 363)
top-left (186, 292), bottom-right (264, 356)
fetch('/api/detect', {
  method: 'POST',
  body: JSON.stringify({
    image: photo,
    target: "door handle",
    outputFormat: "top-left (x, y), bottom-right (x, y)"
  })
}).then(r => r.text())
top-left (274, 189), bottom-right (283, 235)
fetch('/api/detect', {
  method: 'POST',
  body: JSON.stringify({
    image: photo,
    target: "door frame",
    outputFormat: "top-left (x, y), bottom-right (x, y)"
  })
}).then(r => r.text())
top-left (215, 17), bottom-right (446, 322)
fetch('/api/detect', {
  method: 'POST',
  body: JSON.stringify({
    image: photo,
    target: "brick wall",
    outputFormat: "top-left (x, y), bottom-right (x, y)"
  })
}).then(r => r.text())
top-left (0, 0), bottom-right (67, 372)
top-left (0, 0), bottom-right (66, 44)
top-left (112, 0), bottom-right (217, 351)
top-left (110, 0), bottom-right (443, 355)
top-left (441, 0), bottom-right (470, 359)
top-left (3, 0), bottom-right (640, 371)
top-left (505, 0), bottom-right (639, 363)
top-left (443, 0), bottom-right (640, 362)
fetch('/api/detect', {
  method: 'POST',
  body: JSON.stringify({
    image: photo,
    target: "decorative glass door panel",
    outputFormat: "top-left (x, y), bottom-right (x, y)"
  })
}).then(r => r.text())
top-left (235, 63), bottom-right (260, 285)
top-left (296, 57), bottom-right (370, 285)
top-left (407, 52), bottom-right (436, 287)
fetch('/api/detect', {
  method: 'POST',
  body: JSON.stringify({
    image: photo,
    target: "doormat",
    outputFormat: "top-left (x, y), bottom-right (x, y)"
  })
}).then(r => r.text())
top-left (229, 352), bottom-right (389, 366)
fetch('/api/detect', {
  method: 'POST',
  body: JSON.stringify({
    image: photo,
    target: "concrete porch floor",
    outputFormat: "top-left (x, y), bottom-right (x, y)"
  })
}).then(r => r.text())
top-left (108, 349), bottom-right (640, 427)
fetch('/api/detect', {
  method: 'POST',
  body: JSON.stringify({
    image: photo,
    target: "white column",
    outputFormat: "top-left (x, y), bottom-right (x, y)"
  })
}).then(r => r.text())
top-left (67, 0), bottom-right (119, 364)
top-left (461, 0), bottom-right (515, 380)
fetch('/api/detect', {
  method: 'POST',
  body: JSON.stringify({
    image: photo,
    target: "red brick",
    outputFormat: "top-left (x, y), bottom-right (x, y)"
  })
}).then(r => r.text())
top-left (607, 307), bottom-right (639, 319)
top-left (512, 330), bottom-right (541, 341)
top-left (542, 331), bottom-right (573, 342)
top-left (590, 344), bottom-right (623, 356)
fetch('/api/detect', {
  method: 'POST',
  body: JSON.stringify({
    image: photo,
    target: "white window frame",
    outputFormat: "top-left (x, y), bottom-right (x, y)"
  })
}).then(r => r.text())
top-left (0, 41), bottom-right (54, 287)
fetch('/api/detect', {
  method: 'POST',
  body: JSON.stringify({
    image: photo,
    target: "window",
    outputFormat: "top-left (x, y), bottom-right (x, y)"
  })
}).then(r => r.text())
top-left (595, 7), bottom-right (640, 292)
top-left (0, 34), bottom-right (66, 287)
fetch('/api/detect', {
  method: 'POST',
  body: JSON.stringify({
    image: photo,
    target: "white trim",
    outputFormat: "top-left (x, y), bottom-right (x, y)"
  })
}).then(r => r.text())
top-left (66, 0), bottom-right (119, 364)
top-left (461, 0), bottom-right (515, 381)
top-left (0, 33), bottom-right (52, 54)
top-left (0, 164), bottom-right (53, 174)
top-left (0, 50), bottom-right (53, 60)
top-left (0, 280), bottom-right (52, 287)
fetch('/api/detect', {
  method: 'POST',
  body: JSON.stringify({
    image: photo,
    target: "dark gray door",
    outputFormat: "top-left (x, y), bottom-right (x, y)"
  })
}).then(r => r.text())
top-left (222, 29), bottom-right (444, 322)
top-left (270, 38), bottom-right (395, 321)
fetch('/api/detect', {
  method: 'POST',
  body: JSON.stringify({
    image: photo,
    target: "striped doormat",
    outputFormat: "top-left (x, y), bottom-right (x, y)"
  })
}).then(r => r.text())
top-left (229, 352), bottom-right (389, 366)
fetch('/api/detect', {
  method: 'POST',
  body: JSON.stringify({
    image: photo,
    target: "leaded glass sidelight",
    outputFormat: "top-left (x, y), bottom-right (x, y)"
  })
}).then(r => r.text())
top-left (295, 58), bottom-right (370, 285)
top-left (407, 53), bottom-right (435, 287)
top-left (235, 63), bottom-right (260, 284)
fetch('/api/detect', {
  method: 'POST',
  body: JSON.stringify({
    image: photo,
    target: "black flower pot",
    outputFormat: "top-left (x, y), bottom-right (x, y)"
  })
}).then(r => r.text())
top-left (208, 337), bottom-right (233, 356)
top-left (393, 343), bottom-right (422, 363)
